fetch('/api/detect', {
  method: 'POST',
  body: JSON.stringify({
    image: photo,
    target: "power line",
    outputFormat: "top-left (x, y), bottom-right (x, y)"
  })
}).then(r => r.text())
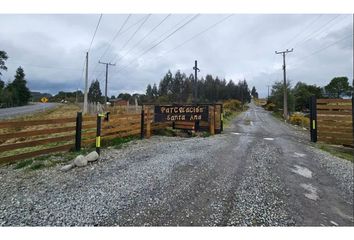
top-left (98, 14), bottom-right (132, 62)
top-left (91, 15), bottom-right (150, 79)
top-left (293, 14), bottom-right (341, 48)
top-left (293, 34), bottom-right (353, 66)
top-left (116, 14), bottom-right (200, 73)
top-left (312, 15), bottom-right (350, 39)
top-left (88, 14), bottom-right (103, 52)
top-left (110, 14), bottom-right (151, 64)
top-left (164, 14), bottom-right (233, 55)
top-left (281, 14), bottom-right (323, 49)
top-left (127, 14), bottom-right (234, 70)
top-left (98, 15), bottom-right (191, 79)
top-left (114, 14), bottom-right (172, 65)
top-left (94, 14), bottom-right (152, 80)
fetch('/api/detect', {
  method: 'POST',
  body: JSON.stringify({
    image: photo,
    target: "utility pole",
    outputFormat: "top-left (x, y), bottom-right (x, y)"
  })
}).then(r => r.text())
top-left (267, 85), bottom-right (270, 101)
top-left (193, 60), bottom-right (200, 104)
top-left (76, 88), bottom-right (78, 104)
top-left (275, 48), bottom-right (293, 121)
top-left (99, 61), bottom-right (115, 104)
top-left (83, 52), bottom-right (88, 114)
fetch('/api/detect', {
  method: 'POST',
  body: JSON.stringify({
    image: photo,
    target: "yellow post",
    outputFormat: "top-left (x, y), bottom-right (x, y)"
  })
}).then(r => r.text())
top-left (209, 106), bottom-right (215, 135)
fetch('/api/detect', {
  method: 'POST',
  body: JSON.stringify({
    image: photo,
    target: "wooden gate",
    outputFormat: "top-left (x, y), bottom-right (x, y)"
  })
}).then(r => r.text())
top-left (313, 98), bottom-right (353, 146)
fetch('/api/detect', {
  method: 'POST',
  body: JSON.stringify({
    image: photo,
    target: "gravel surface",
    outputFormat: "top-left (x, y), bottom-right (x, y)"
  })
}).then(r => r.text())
top-left (0, 101), bottom-right (352, 226)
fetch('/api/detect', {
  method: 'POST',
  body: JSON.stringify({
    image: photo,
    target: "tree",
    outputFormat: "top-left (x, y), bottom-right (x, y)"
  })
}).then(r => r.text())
top-left (251, 86), bottom-right (258, 99)
top-left (118, 93), bottom-right (132, 101)
top-left (0, 50), bottom-right (8, 80)
top-left (270, 80), bottom-right (295, 113)
top-left (0, 79), bottom-right (4, 91)
top-left (88, 79), bottom-right (102, 103)
top-left (146, 84), bottom-right (153, 101)
top-left (152, 83), bottom-right (158, 99)
top-left (324, 77), bottom-right (352, 98)
top-left (8, 66), bottom-right (31, 106)
top-left (293, 82), bottom-right (322, 111)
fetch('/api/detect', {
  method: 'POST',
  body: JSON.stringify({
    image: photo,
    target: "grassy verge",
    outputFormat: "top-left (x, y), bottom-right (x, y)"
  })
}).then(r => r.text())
top-left (223, 111), bottom-right (242, 128)
top-left (12, 135), bottom-right (140, 171)
top-left (315, 143), bottom-right (354, 162)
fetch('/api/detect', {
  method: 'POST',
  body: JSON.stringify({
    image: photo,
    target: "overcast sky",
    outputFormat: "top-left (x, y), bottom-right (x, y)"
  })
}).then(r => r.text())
top-left (0, 14), bottom-right (352, 98)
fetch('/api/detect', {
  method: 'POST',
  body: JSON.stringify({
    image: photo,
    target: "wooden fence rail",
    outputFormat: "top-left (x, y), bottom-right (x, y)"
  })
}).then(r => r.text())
top-left (1, 104), bottom-right (223, 165)
top-left (312, 98), bottom-right (353, 146)
top-left (0, 116), bottom-right (78, 164)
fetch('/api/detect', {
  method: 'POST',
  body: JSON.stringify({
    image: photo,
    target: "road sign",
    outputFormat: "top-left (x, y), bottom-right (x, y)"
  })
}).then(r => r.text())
top-left (41, 97), bottom-right (48, 103)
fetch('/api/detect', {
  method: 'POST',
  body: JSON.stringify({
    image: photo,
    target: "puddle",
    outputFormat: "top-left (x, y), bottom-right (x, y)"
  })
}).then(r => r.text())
top-left (231, 132), bottom-right (241, 135)
top-left (300, 183), bottom-right (319, 201)
top-left (294, 152), bottom-right (306, 157)
top-left (263, 138), bottom-right (274, 141)
top-left (291, 165), bottom-right (312, 178)
top-left (330, 221), bottom-right (339, 226)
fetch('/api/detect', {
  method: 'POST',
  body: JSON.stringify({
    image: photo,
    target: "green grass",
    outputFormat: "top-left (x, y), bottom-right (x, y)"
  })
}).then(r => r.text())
top-left (316, 143), bottom-right (354, 162)
top-left (101, 136), bottom-right (139, 149)
top-left (153, 128), bottom-right (177, 137)
top-left (29, 162), bottom-right (45, 170)
top-left (223, 111), bottom-right (241, 127)
top-left (271, 111), bottom-right (283, 120)
top-left (14, 159), bottom-right (33, 169)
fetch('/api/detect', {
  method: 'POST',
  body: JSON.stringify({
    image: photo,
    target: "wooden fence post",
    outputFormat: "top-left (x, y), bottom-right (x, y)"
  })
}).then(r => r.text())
top-left (140, 107), bottom-right (145, 139)
top-left (309, 96), bottom-right (317, 143)
top-left (75, 112), bottom-right (82, 151)
top-left (209, 106), bottom-right (215, 135)
top-left (146, 106), bottom-right (151, 138)
top-left (220, 104), bottom-right (224, 132)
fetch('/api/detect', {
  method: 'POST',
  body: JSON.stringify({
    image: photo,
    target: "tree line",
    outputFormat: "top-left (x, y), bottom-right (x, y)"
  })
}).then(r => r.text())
top-left (268, 76), bottom-right (353, 113)
top-left (143, 70), bottom-right (252, 104)
top-left (0, 51), bottom-right (31, 108)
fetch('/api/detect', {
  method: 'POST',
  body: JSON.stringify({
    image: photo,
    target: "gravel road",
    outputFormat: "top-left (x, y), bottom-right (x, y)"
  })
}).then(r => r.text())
top-left (0, 102), bottom-right (353, 226)
top-left (0, 102), bottom-right (59, 119)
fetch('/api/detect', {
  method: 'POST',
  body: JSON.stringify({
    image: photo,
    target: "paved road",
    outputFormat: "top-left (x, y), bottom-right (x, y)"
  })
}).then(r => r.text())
top-left (0, 103), bottom-right (59, 119)
top-left (0, 101), bottom-right (353, 226)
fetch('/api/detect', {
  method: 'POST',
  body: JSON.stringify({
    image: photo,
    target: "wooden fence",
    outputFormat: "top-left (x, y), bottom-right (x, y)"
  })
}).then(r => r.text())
top-left (0, 104), bottom-right (222, 165)
top-left (315, 98), bottom-right (353, 146)
top-left (0, 117), bottom-right (78, 164)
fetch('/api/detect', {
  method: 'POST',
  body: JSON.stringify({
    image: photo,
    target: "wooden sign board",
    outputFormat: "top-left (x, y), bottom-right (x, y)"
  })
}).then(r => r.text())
top-left (154, 105), bottom-right (209, 122)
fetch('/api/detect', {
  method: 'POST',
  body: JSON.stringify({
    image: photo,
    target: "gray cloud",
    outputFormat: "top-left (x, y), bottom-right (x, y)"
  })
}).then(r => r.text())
top-left (0, 14), bottom-right (352, 98)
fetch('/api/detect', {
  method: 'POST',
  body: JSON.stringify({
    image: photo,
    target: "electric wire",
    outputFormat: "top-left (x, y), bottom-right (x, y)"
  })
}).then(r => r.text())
top-left (88, 14), bottom-right (103, 52)
top-left (115, 14), bottom-right (200, 74)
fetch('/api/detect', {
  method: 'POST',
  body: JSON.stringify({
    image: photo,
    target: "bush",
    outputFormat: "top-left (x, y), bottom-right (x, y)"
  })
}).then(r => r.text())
top-left (223, 99), bottom-right (242, 111)
top-left (264, 103), bottom-right (276, 111)
top-left (289, 112), bottom-right (310, 128)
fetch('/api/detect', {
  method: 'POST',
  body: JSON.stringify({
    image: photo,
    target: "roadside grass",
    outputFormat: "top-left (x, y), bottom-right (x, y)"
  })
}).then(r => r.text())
top-left (12, 103), bottom-right (81, 121)
top-left (316, 143), bottom-right (354, 163)
top-left (101, 136), bottom-right (139, 149)
top-left (12, 147), bottom-right (94, 171)
top-left (11, 135), bottom-right (141, 171)
top-left (223, 111), bottom-right (241, 128)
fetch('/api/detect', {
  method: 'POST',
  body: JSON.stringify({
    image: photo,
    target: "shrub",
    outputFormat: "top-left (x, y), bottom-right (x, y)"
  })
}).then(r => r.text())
top-left (223, 99), bottom-right (242, 112)
top-left (289, 112), bottom-right (310, 128)
top-left (265, 103), bottom-right (276, 111)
